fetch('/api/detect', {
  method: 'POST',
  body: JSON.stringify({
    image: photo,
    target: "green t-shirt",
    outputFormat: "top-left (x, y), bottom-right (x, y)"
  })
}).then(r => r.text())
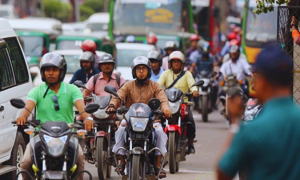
top-left (219, 97), bottom-right (300, 180)
top-left (27, 82), bottom-right (83, 125)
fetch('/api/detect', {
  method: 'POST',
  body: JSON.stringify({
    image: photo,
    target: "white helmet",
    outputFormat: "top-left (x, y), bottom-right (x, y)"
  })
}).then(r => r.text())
top-left (168, 51), bottom-right (185, 71)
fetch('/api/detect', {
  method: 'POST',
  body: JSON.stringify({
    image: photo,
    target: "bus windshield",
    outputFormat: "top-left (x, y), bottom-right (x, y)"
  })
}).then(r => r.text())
top-left (245, 8), bottom-right (277, 47)
top-left (113, 0), bottom-right (191, 36)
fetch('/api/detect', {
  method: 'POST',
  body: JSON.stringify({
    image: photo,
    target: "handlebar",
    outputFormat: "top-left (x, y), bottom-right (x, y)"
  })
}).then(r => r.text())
top-left (153, 110), bottom-right (164, 116)
top-left (184, 93), bottom-right (193, 98)
top-left (106, 107), bottom-right (128, 115)
top-left (12, 120), bottom-right (41, 127)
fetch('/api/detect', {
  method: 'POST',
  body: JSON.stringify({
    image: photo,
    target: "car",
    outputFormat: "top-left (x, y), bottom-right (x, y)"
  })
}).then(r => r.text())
top-left (0, 18), bottom-right (33, 179)
top-left (115, 43), bottom-right (156, 81)
top-left (32, 49), bottom-right (106, 86)
top-left (86, 12), bottom-right (109, 32)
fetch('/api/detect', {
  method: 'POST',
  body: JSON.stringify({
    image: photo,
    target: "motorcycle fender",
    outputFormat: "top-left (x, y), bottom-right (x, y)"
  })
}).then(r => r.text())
top-left (30, 136), bottom-right (41, 166)
top-left (96, 131), bottom-right (109, 140)
top-left (130, 147), bottom-right (144, 155)
top-left (164, 125), bottom-right (181, 135)
top-left (69, 136), bottom-right (79, 167)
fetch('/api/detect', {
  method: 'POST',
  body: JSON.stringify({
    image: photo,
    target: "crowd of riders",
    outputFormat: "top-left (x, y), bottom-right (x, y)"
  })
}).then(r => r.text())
top-left (16, 27), bottom-right (252, 179)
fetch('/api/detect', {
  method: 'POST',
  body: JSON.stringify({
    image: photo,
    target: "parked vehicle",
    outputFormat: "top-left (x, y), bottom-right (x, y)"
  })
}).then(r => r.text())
top-left (73, 81), bottom-right (117, 180)
top-left (0, 18), bottom-right (33, 180)
top-left (104, 85), bottom-right (165, 180)
top-left (195, 70), bottom-right (214, 122)
top-left (10, 99), bottom-right (98, 180)
top-left (164, 81), bottom-right (203, 174)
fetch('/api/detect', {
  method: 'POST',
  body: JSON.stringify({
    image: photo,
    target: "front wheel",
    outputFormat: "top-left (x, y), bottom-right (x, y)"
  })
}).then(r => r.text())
top-left (168, 131), bottom-right (177, 174)
top-left (96, 137), bottom-right (108, 180)
top-left (131, 154), bottom-right (141, 180)
top-left (202, 95), bottom-right (208, 122)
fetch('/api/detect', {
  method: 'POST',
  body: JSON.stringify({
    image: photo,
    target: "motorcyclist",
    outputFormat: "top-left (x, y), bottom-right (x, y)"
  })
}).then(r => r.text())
top-left (81, 39), bottom-right (99, 69)
top-left (17, 52), bottom-right (94, 180)
top-left (107, 56), bottom-right (172, 178)
top-left (83, 54), bottom-right (126, 98)
top-left (222, 39), bottom-right (246, 64)
top-left (147, 33), bottom-right (165, 55)
top-left (162, 41), bottom-right (178, 70)
top-left (220, 32), bottom-right (237, 57)
top-left (186, 34), bottom-right (200, 58)
top-left (69, 51), bottom-right (100, 84)
top-left (157, 51), bottom-right (199, 154)
top-left (148, 50), bottom-right (164, 82)
top-left (189, 39), bottom-right (211, 65)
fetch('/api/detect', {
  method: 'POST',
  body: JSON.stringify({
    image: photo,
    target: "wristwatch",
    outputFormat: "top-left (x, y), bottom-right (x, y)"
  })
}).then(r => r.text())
top-left (86, 117), bottom-right (93, 121)
top-left (292, 23), bottom-right (297, 27)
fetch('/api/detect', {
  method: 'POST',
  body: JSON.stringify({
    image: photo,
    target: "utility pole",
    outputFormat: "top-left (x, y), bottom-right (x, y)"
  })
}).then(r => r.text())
top-left (70, 0), bottom-right (80, 22)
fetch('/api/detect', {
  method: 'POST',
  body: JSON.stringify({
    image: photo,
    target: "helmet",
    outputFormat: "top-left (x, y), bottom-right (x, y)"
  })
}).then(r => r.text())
top-left (147, 35), bottom-right (158, 44)
top-left (148, 51), bottom-right (162, 66)
top-left (126, 35), bottom-right (135, 43)
top-left (168, 51), bottom-right (185, 71)
top-left (230, 45), bottom-right (240, 53)
top-left (190, 34), bottom-right (200, 41)
top-left (99, 54), bottom-right (115, 64)
top-left (79, 51), bottom-right (95, 69)
top-left (40, 52), bottom-right (67, 82)
top-left (81, 39), bottom-right (96, 53)
top-left (228, 32), bottom-right (237, 41)
top-left (164, 41), bottom-right (177, 50)
top-left (131, 56), bottom-right (151, 79)
top-left (229, 39), bottom-right (240, 46)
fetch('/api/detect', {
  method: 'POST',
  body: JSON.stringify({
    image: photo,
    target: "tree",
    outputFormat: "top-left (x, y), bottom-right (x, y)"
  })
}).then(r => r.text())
top-left (43, 0), bottom-right (72, 22)
top-left (254, 0), bottom-right (300, 14)
top-left (82, 0), bottom-right (104, 13)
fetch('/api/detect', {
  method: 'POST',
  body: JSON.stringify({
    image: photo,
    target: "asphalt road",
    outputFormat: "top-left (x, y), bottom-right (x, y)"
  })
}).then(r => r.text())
top-left (83, 109), bottom-right (230, 180)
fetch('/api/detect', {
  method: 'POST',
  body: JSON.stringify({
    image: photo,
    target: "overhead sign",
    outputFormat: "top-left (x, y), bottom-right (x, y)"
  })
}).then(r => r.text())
top-left (145, 8), bottom-right (174, 23)
top-left (191, 0), bottom-right (210, 7)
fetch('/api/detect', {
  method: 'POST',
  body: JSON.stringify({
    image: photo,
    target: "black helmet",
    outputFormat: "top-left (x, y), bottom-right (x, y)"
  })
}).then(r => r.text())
top-left (131, 56), bottom-right (151, 79)
top-left (79, 51), bottom-right (94, 70)
top-left (148, 51), bottom-right (162, 66)
top-left (99, 54), bottom-right (115, 64)
top-left (40, 52), bottom-right (67, 82)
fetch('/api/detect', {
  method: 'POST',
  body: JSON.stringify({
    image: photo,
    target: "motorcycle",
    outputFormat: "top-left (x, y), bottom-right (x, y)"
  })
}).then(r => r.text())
top-left (164, 81), bottom-right (204, 174)
top-left (104, 85), bottom-right (165, 180)
top-left (10, 98), bottom-right (98, 180)
top-left (195, 70), bottom-right (215, 122)
top-left (73, 81), bottom-right (118, 180)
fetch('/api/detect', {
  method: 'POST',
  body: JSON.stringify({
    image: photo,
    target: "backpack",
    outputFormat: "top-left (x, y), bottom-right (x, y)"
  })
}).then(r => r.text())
top-left (93, 73), bottom-right (120, 88)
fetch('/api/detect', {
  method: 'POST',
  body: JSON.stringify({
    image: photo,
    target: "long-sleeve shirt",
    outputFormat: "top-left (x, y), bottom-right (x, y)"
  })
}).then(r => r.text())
top-left (109, 80), bottom-right (171, 112)
top-left (69, 68), bottom-right (100, 84)
top-left (157, 69), bottom-right (198, 94)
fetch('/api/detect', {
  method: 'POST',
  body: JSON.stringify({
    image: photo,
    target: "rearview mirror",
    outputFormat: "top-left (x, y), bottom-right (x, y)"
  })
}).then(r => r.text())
top-left (73, 80), bottom-right (85, 88)
top-left (85, 103), bottom-right (99, 114)
top-left (10, 99), bottom-right (25, 109)
top-left (192, 80), bottom-right (204, 87)
top-left (104, 85), bottom-right (118, 97)
top-left (148, 98), bottom-right (161, 110)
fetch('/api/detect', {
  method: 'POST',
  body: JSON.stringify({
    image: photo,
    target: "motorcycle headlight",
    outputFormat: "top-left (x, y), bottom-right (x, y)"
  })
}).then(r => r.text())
top-left (130, 117), bottom-right (149, 132)
top-left (169, 101), bottom-right (181, 114)
top-left (93, 109), bottom-right (109, 119)
top-left (43, 135), bottom-right (67, 157)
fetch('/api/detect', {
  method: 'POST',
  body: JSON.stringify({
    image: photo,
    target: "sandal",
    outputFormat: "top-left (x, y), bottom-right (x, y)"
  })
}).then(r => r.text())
top-left (155, 167), bottom-right (166, 179)
top-left (115, 164), bottom-right (125, 175)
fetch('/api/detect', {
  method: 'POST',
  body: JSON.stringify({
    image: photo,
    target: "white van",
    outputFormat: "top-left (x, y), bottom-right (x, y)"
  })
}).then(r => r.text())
top-left (0, 18), bottom-right (33, 179)
top-left (86, 12), bottom-right (109, 32)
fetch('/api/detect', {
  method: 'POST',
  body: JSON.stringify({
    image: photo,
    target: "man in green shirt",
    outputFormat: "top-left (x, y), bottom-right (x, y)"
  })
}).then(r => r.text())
top-left (17, 53), bottom-right (93, 180)
top-left (217, 44), bottom-right (299, 180)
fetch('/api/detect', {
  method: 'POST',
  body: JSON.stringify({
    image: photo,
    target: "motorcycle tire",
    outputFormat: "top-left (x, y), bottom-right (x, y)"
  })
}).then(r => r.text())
top-left (1, 132), bottom-right (25, 180)
top-left (202, 95), bottom-right (208, 122)
top-left (96, 137), bottom-right (108, 180)
top-left (131, 154), bottom-right (141, 180)
top-left (168, 131), bottom-right (177, 174)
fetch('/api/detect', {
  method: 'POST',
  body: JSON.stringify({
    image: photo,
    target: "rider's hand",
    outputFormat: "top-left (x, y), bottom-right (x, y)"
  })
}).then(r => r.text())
top-left (192, 91), bottom-right (199, 97)
top-left (106, 107), bottom-right (117, 119)
top-left (84, 117), bottom-right (94, 132)
top-left (163, 109), bottom-right (172, 119)
top-left (16, 116), bottom-right (27, 126)
top-left (227, 95), bottom-right (243, 124)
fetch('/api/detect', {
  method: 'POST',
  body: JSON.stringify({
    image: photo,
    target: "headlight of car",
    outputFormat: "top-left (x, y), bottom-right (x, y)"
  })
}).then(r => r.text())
top-left (169, 101), bottom-right (181, 114)
top-left (130, 117), bottom-right (149, 132)
top-left (43, 135), bottom-right (67, 157)
top-left (93, 109), bottom-right (109, 119)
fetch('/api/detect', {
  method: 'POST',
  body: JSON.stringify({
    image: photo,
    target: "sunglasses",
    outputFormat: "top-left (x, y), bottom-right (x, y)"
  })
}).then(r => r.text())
top-left (52, 95), bottom-right (60, 111)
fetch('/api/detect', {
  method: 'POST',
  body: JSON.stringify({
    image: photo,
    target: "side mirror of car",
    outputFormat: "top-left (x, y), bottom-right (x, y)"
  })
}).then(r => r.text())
top-left (10, 98), bottom-right (25, 109)
top-left (148, 98), bottom-right (161, 110)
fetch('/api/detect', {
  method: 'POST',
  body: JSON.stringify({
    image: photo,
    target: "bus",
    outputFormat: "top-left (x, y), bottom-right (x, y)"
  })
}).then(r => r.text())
top-left (108, 0), bottom-right (194, 51)
top-left (241, 0), bottom-right (277, 96)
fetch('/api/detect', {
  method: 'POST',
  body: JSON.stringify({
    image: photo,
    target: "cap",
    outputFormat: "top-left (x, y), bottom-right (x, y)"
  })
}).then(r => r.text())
top-left (252, 44), bottom-right (293, 76)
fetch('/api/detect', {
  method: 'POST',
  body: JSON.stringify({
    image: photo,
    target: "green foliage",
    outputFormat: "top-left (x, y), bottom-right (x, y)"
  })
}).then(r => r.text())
top-left (82, 0), bottom-right (104, 12)
top-left (43, 0), bottom-right (72, 22)
top-left (253, 0), bottom-right (289, 14)
top-left (80, 5), bottom-right (95, 21)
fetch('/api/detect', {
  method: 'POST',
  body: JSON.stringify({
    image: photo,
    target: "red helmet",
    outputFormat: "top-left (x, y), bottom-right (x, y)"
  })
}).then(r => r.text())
top-left (229, 39), bottom-right (240, 46)
top-left (190, 34), bottom-right (200, 41)
top-left (147, 35), bottom-right (157, 45)
top-left (228, 32), bottom-right (237, 41)
top-left (81, 39), bottom-right (96, 53)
